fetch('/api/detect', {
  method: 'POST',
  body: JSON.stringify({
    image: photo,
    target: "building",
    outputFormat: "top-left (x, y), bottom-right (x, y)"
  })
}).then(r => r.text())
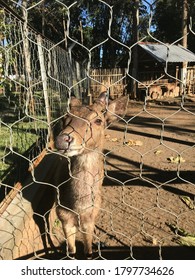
top-left (137, 42), bottom-right (195, 99)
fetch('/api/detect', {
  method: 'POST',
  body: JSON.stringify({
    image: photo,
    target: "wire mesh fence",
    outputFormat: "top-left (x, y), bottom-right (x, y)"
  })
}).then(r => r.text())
top-left (0, 0), bottom-right (195, 260)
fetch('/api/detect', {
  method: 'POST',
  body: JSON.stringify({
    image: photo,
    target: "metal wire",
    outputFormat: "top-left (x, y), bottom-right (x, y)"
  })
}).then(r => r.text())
top-left (0, 0), bottom-right (195, 260)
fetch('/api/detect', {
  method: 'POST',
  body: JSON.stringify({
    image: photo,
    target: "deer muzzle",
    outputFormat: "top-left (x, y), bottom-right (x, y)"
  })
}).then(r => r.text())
top-left (55, 134), bottom-right (73, 152)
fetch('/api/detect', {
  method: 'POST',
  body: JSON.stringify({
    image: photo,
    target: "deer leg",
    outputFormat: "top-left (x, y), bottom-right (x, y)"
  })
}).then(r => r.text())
top-left (81, 222), bottom-right (95, 259)
top-left (61, 222), bottom-right (77, 257)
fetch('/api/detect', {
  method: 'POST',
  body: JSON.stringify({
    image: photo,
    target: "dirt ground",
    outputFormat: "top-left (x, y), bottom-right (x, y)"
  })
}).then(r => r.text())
top-left (16, 97), bottom-right (195, 260)
top-left (90, 97), bottom-right (195, 259)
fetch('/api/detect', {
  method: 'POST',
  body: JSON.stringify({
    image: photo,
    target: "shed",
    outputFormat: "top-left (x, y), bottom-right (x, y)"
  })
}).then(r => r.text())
top-left (138, 43), bottom-right (195, 63)
top-left (137, 42), bottom-right (195, 98)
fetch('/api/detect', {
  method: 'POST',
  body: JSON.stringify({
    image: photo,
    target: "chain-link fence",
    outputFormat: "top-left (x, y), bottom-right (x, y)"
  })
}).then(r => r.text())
top-left (0, 0), bottom-right (195, 260)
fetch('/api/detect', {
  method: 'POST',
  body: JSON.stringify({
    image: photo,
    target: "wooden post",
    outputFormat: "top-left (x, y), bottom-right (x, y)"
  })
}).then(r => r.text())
top-left (37, 35), bottom-right (54, 148)
top-left (131, 0), bottom-right (139, 99)
top-left (62, 11), bottom-right (68, 50)
top-left (175, 66), bottom-right (179, 83)
top-left (22, 2), bottom-right (35, 118)
top-left (181, 0), bottom-right (188, 94)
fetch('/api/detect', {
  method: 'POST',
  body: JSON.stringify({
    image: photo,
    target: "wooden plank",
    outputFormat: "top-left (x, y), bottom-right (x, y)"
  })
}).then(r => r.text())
top-left (90, 74), bottom-right (123, 77)
top-left (0, 182), bottom-right (22, 216)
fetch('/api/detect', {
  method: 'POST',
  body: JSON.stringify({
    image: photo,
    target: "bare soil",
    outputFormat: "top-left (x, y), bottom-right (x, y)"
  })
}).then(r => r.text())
top-left (93, 98), bottom-right (195, 259)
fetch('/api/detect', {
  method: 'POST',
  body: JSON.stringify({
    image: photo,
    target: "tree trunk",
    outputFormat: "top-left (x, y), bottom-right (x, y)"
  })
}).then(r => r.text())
top-left (131, 0), bottom-right (139, 99)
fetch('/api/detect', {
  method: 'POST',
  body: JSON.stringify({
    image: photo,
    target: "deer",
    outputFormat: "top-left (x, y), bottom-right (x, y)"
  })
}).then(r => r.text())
top-left (54, 92), bottom-right (128, 259)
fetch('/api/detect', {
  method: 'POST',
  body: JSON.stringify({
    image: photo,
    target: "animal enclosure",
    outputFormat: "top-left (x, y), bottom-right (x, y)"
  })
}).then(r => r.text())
top-left (0, 0), bottom-right (195, 260)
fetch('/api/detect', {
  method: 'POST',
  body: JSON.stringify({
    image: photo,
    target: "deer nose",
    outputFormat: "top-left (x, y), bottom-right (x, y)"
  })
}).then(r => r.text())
top-left (62, 134), bottom-right (73, 143)
top-left (55, 133), bottom-right (73, 150)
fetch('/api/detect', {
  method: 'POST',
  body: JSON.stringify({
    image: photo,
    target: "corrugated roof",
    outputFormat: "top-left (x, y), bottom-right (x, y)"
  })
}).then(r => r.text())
top-left (138, 43), bottom-right (195, 63)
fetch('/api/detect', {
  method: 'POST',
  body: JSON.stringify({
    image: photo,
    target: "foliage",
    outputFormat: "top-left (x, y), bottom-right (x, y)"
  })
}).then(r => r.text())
top-left (5, 0), bottom-right (148, 68)
top-left (4, 0), bottom-right (195, 65)
top-left (152, 0), bottom-right (195, 52)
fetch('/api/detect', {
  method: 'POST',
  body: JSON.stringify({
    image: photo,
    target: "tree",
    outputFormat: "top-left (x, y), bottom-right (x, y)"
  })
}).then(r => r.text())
top-left (152, 0), bottom-right (195, 52)
top-left (5, 0), bottom-right (148, 68)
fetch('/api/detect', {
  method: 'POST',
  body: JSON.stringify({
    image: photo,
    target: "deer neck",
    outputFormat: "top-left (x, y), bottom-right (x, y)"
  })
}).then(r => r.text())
top-left (70, 150), bottom-right (103, 177)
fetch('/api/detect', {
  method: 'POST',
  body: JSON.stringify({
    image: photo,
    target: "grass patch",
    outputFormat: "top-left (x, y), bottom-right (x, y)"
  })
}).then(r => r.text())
top-left (0, 120), bottom-right (47, 181)
top-left (0, 93), bottom-right (48, 184)
top-left (0, 88), bottom-right (65, 189)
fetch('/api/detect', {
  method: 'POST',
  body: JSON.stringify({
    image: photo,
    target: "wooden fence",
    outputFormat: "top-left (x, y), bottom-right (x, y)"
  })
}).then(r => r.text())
top-left (89, 68), bottom-right (127, 101)
top-left (187, 66), bottom-right (195, 95)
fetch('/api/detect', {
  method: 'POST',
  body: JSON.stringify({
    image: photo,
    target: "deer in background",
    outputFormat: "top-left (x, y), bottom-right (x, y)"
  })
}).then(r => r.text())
top-left (54, 92), bottom-right (128, 259)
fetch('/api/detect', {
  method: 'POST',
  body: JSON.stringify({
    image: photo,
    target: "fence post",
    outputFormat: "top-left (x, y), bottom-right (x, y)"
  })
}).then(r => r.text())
top-left (37, 34), bottom-right (54, 148)
top-left (22, 9), bottom-right (36, 119)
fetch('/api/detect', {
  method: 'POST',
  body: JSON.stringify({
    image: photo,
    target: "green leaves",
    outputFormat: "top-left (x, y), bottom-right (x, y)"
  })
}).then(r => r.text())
top-left (167, 196), bottom-right (195, 246)
top-left (180, 196), bottom-right (195, 210)
top-left (167, 223), bottom-right (195, 246)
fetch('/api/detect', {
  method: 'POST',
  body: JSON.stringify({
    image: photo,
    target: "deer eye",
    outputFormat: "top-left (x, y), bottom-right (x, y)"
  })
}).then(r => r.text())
top-left (94, 118), bottom-right (102, 125)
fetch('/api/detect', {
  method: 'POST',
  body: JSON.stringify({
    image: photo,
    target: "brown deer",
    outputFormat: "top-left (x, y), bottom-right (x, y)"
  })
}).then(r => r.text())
top-left (54, 92), bottom-right (128, 259)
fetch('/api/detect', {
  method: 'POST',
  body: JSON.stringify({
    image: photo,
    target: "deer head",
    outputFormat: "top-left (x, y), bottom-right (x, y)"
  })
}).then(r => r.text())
top-left (55, 92), bottom-right (128, 157)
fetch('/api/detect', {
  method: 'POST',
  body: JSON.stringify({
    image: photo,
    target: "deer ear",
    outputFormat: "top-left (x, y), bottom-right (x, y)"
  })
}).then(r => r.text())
top-left (70, 97), bottom-right (82, 108)
top-left (94, 91), bottom-right (108, 105)
top-left (106, 95), bottom-right (129, 123)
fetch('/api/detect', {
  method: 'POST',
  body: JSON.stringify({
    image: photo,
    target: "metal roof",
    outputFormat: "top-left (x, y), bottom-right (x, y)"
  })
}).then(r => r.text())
top-left (138, 43), bottom-right (195, 63)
